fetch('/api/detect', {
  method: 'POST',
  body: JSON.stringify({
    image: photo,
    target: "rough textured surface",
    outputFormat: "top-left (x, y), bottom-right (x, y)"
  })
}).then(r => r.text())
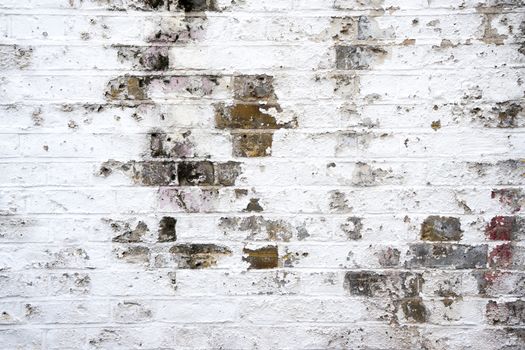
top-left (0, 0), bottom-right (524, 349)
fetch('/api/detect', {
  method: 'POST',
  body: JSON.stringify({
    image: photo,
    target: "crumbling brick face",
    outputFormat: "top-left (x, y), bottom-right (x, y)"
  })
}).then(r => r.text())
top-left (0, 0), bottom-right (524, 349)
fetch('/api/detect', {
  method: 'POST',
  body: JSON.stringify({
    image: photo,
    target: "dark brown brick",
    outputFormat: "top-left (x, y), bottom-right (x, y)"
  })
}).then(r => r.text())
top-left (243, 246), bottom-right (278, 269)
top-left (215, 103), bottom-right (283, 129)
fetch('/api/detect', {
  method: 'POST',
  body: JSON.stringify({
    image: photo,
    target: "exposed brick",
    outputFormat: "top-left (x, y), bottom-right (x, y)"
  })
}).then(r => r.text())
top-left (177, 161), bottom-right (215, 186)
top-left (169, 243), bottom-right (232, 269)
top-left (243, 246), bottom-right (279, 269)
top-left (344, 271), bottom-right (423, 298)
top-left (420, 216), bottom-right (463, 241)
top-left (486, 216), bottom-right (524, 241)
top-left (232, 133), bottom-right (273, 157)
top-left (405, 244), bottom-right (488, 269)
top-left (486, 300), bottom-right (525, 326)
top-left (335, 45), bottom-right (388, 70)
top-left (215, 103), bottom-right (286, 129)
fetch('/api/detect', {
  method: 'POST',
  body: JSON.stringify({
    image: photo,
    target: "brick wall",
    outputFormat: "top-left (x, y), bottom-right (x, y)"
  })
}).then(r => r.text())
top-left (0, 0), bottom-right (524, 349)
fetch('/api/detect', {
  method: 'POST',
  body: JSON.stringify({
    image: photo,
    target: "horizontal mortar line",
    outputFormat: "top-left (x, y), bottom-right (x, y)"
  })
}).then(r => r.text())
top-left (0, 240), bottom-right (514, 247)
top-left (5, 66), bottom-right (525, 76)
top-left (1, 7), bottom-right (525, 16)
top-left (0, 321), bottom-right (453, 330)
top-left (2, 98), bottom-right (523, 105)
top-left (2, 42), bottom-right (524, 47)
top-left (0, 8), bottom-right (516, 15)
top-left (0, 240), bottom-right (507, 246)
top-left (1, 184), bottom-right (523, 189)
top-left (0, 212), bottom-right (510, 218)
top-left (2, 185), bottom-right (524, 190)
top-left (2, 156), bottom-right (524, 162)
top-left (1, 324), bottom-right (523, 332)
top-left (12, 209), bottom-right (511, 217)
top-left (2, 40), bottom-right (524, 47)
top-left (0, 157), bottom-right (523, 163)
top-left (3, 39), bottom-right (525, 47)
top-left (4, 66), bottom-right (525, 74)
top-left (8, 210), bottom-right (507, 216)
top-left (0, 295), bottom-right (510, 302)
top-left (2, 99), bottom-right (523, 107)
top-left (0, 267), bottom-right (521, 276)
top-left (1, 267), bottom-right (523, 277)
top-left (2, 127), bottom-right (525, 134)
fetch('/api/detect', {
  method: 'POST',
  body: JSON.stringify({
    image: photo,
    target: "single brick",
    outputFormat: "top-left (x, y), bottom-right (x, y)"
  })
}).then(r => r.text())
top-left (405, 243), bottom-right (488, 269)
top-left (335, 45), bottom-right (388, 70)
top-left (158, 217), bottom-right (177, 242)
top-left (233, 75), bottom-right (276, 101)
top-left (132, 161), bottom-right (177, 186)
top-left (489, 243), bottom-right (513, 268)
top-left (169, 243), bottom-right (232, 269)
top-left (493, 101), bottom-right (523, 128)
top-left (98, 160), bottom-right (177, 186)
top-left (344, 271), bottom-right (423, 298)
top-left (243, 246), bottom-right (278, 269)
top-left (486, 300), bottom-right (525, 326)
top-left (486, 216), bottom-right (524, 241)
top-left (420, 216), bottom-right (463, 241)
top-left (491, 189), bottom-right (524, 213)
top-left (215, 103), bottom-right (283, 129)
top-left (215, 161), bottom-right (242, 186)
top-left (474, 270), bottom-right (525, 297)
top-left (177, 161), bottom-right (214, 186)
top-left (111, 220), bottom-right (149, 243)
top-left (116, 46), bottom-right (169, 71)
top-left (232, 133), bottom-right (273, 157)
top-left (105, 76), bottom-right (150, 101)
top-left (114, 246), bottom-right (150, 264)
top-left (218, 216), bottom-right (293, 241)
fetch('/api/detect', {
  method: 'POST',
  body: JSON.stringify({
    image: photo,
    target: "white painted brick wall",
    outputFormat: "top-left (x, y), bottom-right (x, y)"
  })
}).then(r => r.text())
top-left (0, 0), bottom-right (524, 349)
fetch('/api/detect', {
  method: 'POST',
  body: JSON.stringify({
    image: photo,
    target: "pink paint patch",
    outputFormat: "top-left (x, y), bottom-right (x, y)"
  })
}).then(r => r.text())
top-left (489, 243), bottom-right (513, 268)
top-left (486, 216), bottom-right (514, 240)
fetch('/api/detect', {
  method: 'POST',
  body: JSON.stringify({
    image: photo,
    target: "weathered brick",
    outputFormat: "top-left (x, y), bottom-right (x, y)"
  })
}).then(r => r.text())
top-left (486, 300), bottom-right (525, 326)
top-left (335, 45), bottom-right (389, 70)
top-left (486, 216), bottom-right (524, 240)
top-left (405, 244), bottom-right (488, 269)
top-left (169, 243), bottom-right (232, 269)
top-left (344, 271), bottom-right (423, 298)
top-left (232, 132), bottom-right (273, 157)
top-left (177, 161), bottom-right (215, 186)
top-left (215, 103), bottom-right (287, 129)
top-left (420, 216), bottom-right (463, 241)
top-left (243, 246), bottom-right (279, 269)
